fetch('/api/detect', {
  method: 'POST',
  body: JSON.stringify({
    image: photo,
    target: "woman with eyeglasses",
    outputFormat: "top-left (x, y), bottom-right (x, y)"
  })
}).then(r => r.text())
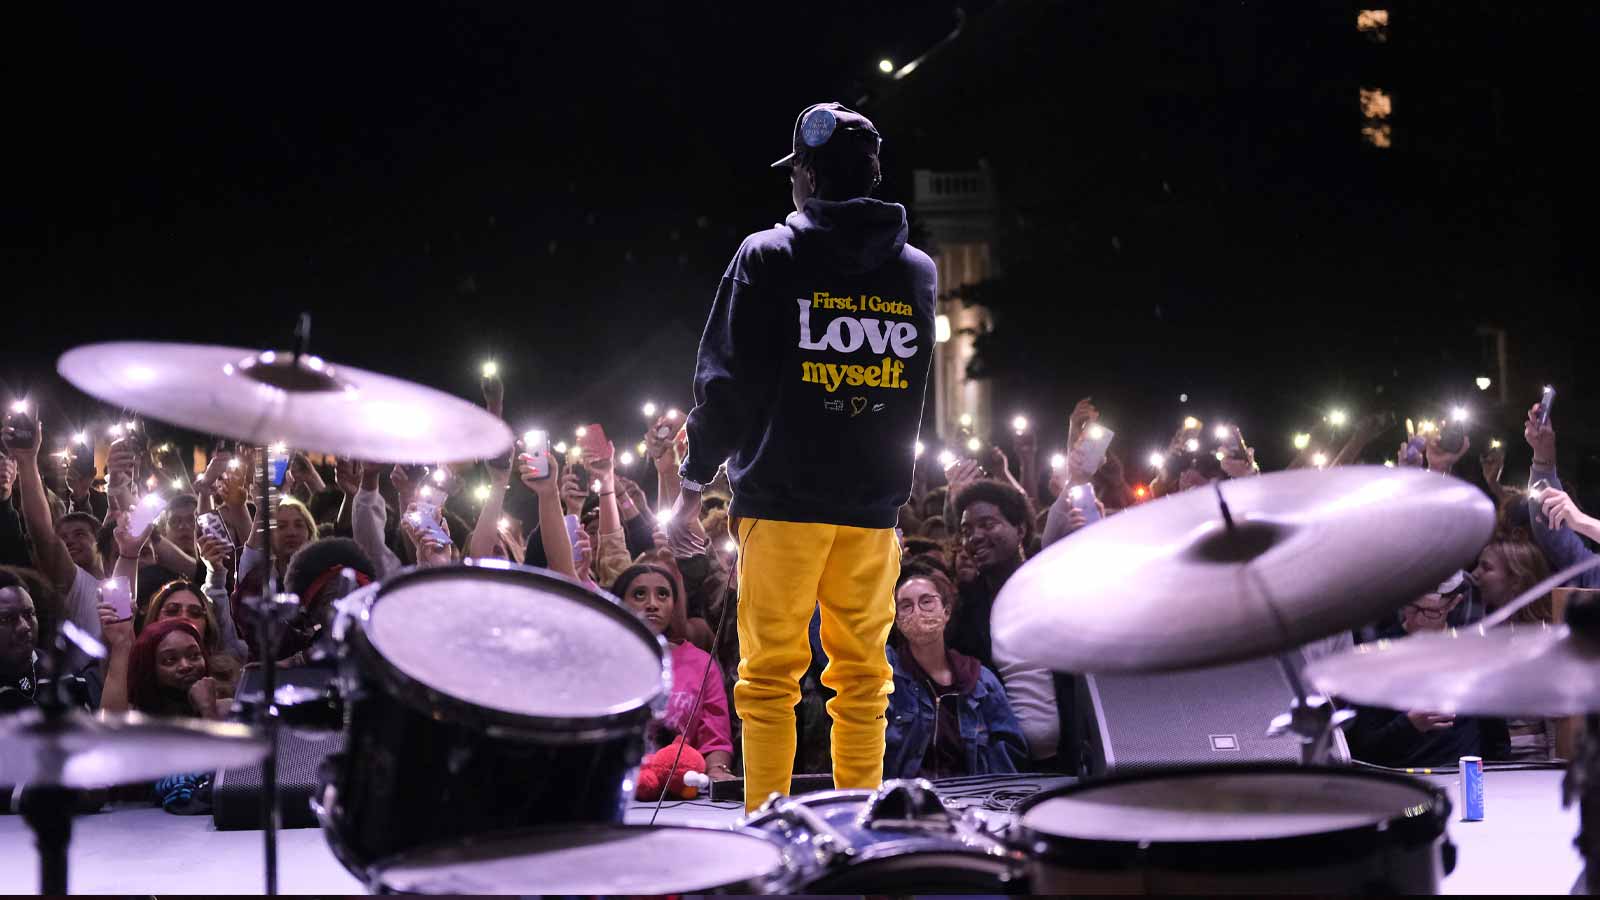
top-left (883, 568), bottom-right (1027, 780)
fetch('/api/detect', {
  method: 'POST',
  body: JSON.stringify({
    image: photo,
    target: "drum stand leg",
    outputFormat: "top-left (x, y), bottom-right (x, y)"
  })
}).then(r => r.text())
top-left (19, 786), bottom-right (72, 895)
top-left (1268, 654), bottom-right (1354, 767)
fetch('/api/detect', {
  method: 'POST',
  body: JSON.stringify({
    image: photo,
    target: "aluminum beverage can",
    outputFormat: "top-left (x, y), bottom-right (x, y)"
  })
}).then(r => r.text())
top-left (1458, 755), bottom-right (1484, 821)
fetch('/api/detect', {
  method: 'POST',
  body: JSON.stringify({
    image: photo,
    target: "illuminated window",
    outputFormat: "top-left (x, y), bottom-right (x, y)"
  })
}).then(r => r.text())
top-left (1360, 88), bottom-right (1393, 120)
top-left (1357, 9), bottom-right (1389, 43)
top-left (1362, 123), bottom-right (1392, 148)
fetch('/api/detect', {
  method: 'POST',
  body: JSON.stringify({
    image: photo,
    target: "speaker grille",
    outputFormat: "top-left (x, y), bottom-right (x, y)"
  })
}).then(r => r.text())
top-left (1083, 658), bottom-right (1346, 776)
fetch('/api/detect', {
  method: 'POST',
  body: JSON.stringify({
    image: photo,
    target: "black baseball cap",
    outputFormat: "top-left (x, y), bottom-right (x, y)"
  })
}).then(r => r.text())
top-left (771, 102), bottom-right (882, 168)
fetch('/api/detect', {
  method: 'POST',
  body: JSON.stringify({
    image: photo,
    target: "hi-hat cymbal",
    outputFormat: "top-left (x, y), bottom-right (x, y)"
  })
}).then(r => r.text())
top-left (992, 467), bottom-right (1494, 674)
top-left (58, 342), bottom-right (514, 463)
top-left (0, 709), bottom-right (269, 789)
top-left (1306, 624), bottom-right (1600, 717)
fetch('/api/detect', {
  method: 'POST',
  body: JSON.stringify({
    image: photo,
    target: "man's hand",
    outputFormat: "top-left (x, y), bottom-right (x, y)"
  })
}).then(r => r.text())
top-left (1480, 443), bottom-right (1505, 487)
top-left (664, 487), bottom-right (705, 554)
top-left (1424, 433), bottom-right (1469, 474)
top-left (481, 371), bottom-right (504, 418)
top-left (0, 454), bottom-right (16, 501)
top-left (113, 511), bottom-right (153, 560)
top-left (1406, 711), bottom-right (1455, 733)
top-left (559, 470), bottom-right (586, 516)
top-left (1525, 403), bottom-right (1556, 466)
top-left (290, 453), bottom-right (327, 494)
top-left (1, 411), bottom-right (42, 460)
top-left (98, 604), bottom-right (134, 650)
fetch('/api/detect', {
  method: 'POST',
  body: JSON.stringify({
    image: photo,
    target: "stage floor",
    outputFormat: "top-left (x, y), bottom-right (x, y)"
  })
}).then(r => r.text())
top-left (0, 770), bottom-right (1580, 895)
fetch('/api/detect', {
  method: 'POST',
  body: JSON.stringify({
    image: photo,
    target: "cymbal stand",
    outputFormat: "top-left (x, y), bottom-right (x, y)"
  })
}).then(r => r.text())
top-left (243, 313), bottom-right (314, 896)
top-left (19, 623), bottom-right (106, 894)
top-left (1267, 653), bottom-right (1354, 766)
top-left (1212, 483), bottom-right (1354, 766)
top-left (1563, 715), bottom-right (1598, 895)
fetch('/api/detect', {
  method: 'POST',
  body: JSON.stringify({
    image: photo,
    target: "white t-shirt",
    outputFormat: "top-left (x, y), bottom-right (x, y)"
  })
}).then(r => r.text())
top-left (64, 566), bottom-right (104, 640)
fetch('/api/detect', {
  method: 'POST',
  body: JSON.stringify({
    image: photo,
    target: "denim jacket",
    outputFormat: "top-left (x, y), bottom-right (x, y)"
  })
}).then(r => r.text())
top-left (884, 644), bottom-right (1029, 779)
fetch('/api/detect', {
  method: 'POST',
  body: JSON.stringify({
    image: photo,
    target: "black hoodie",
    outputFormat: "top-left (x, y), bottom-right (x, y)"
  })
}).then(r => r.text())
top-left (681, 197), bottom-right (937, 529)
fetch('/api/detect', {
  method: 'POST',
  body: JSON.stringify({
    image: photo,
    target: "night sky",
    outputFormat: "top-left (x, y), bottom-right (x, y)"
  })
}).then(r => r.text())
top-left (7, 2), bottom-right (1597, 496)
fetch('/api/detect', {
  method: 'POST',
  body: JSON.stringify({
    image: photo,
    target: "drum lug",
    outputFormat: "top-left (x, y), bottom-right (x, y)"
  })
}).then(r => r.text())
top-left (858, 778), bottom-right (956, 831)
top-left (760, 795), bottom-right (856, 865)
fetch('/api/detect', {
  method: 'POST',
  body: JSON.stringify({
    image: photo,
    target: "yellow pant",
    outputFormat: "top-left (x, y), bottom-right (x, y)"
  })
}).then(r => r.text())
top-left (734, 517), bottom-right (899, 812)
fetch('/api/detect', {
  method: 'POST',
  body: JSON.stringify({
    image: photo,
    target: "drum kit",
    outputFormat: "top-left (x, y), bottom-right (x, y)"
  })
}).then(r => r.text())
top-left (0, 331), bottom-right (1593, 894)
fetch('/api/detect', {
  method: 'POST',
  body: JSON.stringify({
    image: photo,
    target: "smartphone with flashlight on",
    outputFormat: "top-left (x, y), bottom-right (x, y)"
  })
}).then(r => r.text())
top-left (1, 404), bottom-right (37, 450)
top-left (1538, 386), bottom-right (1556, 428)
top-left (100, 576), bottom-right (133, 622)
top-left (266, 446), bottom-right (291, 488)
top-left (1074, 424), bottom-right (1115, 477)
top-left (1067, 483), bottom-right (1103, 526)
top-left (521, 430), bottom-right (551, 480)
top-left (128, 492), bottom-right (170, 536)
top-left (407, 500), bottom-right (451, 546)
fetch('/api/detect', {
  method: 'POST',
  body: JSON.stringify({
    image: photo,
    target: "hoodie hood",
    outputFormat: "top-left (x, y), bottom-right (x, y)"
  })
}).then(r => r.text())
top-left (897, 642), bottom-right (983, 695)
top-left (786, 197), bottom-right (909, 275)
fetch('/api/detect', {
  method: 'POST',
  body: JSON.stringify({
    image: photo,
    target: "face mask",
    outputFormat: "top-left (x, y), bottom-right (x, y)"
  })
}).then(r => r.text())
top-left (898, 609), bottom-right (945, 641)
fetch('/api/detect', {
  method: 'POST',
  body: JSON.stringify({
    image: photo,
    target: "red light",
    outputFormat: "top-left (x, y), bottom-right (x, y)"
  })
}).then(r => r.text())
top-left (1134, 485), bottom-right (1148, 499)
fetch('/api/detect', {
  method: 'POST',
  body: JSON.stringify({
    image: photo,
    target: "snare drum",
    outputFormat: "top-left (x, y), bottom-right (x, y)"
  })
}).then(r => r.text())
top-left (1011, 765), bottom-right (1455, 894)
top-left (314, 562), bottom-right (669, 875)
top-left (368, 824), bottom-right (789, 895)
top-left (740, 779), bottom-right (1028, 893)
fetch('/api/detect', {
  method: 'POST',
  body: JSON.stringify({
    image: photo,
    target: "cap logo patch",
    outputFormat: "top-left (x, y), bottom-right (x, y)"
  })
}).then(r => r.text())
top-left (800, 108), bottom-right (837, 147)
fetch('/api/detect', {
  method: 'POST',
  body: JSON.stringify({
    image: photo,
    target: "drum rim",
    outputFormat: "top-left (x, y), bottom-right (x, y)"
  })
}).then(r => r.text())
top-left (365, 821), bottom-right (792, 895)
top-left (1008, 763), bottom-right (1451, 872)
top-left (347, 561), bottom-right (668, 739)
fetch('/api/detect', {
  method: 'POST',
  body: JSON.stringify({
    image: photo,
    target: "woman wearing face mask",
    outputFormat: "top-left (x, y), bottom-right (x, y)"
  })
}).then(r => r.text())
top-left (611, 564), bottom-right (735, 781)
top-left (884, 570), bottom-right (1027, 780)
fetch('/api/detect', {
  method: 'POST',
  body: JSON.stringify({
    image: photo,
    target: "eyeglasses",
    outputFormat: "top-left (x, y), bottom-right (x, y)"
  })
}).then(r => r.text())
top-left (1404, 603), bottom-right (1450, 621)
top-left (896, 595), bottom-right (943, 613)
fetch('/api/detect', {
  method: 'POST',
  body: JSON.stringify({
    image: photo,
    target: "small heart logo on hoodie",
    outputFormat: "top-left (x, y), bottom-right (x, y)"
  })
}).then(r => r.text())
top-left (850, 397), bottom-right (867, 417)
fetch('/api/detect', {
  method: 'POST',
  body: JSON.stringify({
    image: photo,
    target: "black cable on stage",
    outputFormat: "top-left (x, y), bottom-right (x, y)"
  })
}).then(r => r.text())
top-left (649, 522), bottom-right (748, 826)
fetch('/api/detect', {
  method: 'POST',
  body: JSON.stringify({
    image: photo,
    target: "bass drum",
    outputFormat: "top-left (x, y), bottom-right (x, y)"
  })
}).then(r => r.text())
top-left (1010, 765), bottom-right (1455, 894)
top-left (740, 779), bottom-right (1028, 893)
top-left (314, 561), bottom-right (669, 875)
top-left (368, 824), bottom-right (791, 895)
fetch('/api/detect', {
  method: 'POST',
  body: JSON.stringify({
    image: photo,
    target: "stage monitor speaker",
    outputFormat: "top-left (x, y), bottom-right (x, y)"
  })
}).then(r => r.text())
top-left (212, 665), bottom-right (344, 831)
top-left (1074, 657), bottom-right (1350, 777)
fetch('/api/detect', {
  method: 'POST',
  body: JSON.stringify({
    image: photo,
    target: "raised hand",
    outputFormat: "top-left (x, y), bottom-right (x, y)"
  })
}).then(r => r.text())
top-left (559, 470), bottom-right (586, 516)
top-left (334, 457), bottom-right (362, 496)
top-left (113, 511), bottom-right (154, 560)
top-left (1424, 432), bottom-right (1470, 474)
top-left (1524, 403), bottom-right (1556, 465)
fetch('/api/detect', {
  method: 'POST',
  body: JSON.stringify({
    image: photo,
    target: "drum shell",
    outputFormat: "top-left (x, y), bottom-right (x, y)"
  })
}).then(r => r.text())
top-left (367, 824), bottom-right (791, 895)
top-left (1010, 765), bottom-right (1453, 895)
top-left (315, 563), bottom-right (665, 874)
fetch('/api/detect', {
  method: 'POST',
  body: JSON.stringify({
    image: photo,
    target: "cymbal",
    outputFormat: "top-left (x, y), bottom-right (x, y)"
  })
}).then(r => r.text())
top-left (992, 467), bottom-right (1495, 674)
top-left (1306, 624), bottom-right (1600, 717)
top-left (0, 709), bottom-right (269, 789)
top-left (58, 342), bottom-right (514, 463)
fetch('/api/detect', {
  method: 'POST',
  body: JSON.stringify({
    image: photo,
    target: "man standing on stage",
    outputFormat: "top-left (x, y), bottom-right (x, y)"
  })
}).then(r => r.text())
top-left (670, 102), bottom-right (937, 810)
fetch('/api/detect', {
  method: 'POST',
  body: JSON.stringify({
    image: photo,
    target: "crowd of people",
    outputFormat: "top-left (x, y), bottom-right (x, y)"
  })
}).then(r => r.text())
top-left (2, 371), bottom-right (1595, 816)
